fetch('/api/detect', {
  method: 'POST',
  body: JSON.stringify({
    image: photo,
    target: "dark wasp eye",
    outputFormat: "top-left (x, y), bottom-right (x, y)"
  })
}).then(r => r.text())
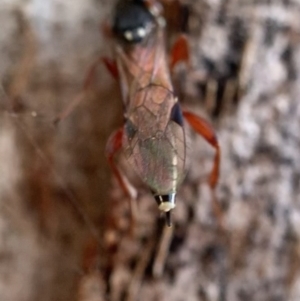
top-left (170, 102), bottom-right (184, 126)
top-left (113, 0), bottom-right (155, 43)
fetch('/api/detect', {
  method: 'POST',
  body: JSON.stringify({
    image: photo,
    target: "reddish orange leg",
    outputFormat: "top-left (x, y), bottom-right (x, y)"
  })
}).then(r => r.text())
top-left (170, 34), bottom-right (190, 71)
top-left (183, 111), bottom-right (220, 188)
top-left (102, 57), bottom-right (119, 80)
top-left (183, 111), bottom-right (223, 225)
top-left (105, 127), bottom-right (137, 233)
top-left (54, 56), bottom-right (118, 124)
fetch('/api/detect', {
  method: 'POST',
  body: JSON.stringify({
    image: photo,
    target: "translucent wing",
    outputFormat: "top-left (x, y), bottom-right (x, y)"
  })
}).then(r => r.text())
top-left (115, 24), bottom-right (172, 108)
top-left (124, 110), bottom-right (186, 195)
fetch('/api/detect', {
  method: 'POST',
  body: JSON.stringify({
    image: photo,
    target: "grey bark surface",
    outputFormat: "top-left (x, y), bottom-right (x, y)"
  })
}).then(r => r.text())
top-left (0, 1), bottom-right (300, 301)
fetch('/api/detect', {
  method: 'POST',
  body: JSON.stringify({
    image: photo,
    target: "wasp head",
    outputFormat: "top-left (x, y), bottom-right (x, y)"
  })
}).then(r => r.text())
top-left (113, 0), bottom-right (156, 43)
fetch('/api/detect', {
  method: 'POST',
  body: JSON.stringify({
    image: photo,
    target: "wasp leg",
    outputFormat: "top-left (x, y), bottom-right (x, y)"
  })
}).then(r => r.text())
top-left (183, 111), bottom-right (220, 188)
top-left (105, 127), bottom-right (138, 233)
top-left (53, 56), bottom-right (119, 125)
top-left (102, 57), bottom-right (119, 80)
top-left (152, 223), bottom-right (173, 277)
top-left (53, 57), bottom-right (102, 124)
top-left (182, 111), bottom-right (223, 225)
top-left (170, 34), bottom-right (190, 71)
top-left (126, 235), bottom-right (156, 301)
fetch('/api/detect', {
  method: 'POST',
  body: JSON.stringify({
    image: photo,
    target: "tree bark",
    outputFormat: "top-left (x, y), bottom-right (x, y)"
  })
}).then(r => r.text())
top-left (0, 1), bottom-right (300, 301)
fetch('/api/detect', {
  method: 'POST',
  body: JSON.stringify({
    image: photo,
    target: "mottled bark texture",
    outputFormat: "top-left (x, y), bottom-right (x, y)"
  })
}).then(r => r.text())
top-left (1, 0), bottom-right (300, 301)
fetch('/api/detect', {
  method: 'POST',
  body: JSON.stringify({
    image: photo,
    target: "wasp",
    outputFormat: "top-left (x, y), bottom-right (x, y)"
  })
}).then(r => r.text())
top-left (102, 0), bottom-right (221, 227)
